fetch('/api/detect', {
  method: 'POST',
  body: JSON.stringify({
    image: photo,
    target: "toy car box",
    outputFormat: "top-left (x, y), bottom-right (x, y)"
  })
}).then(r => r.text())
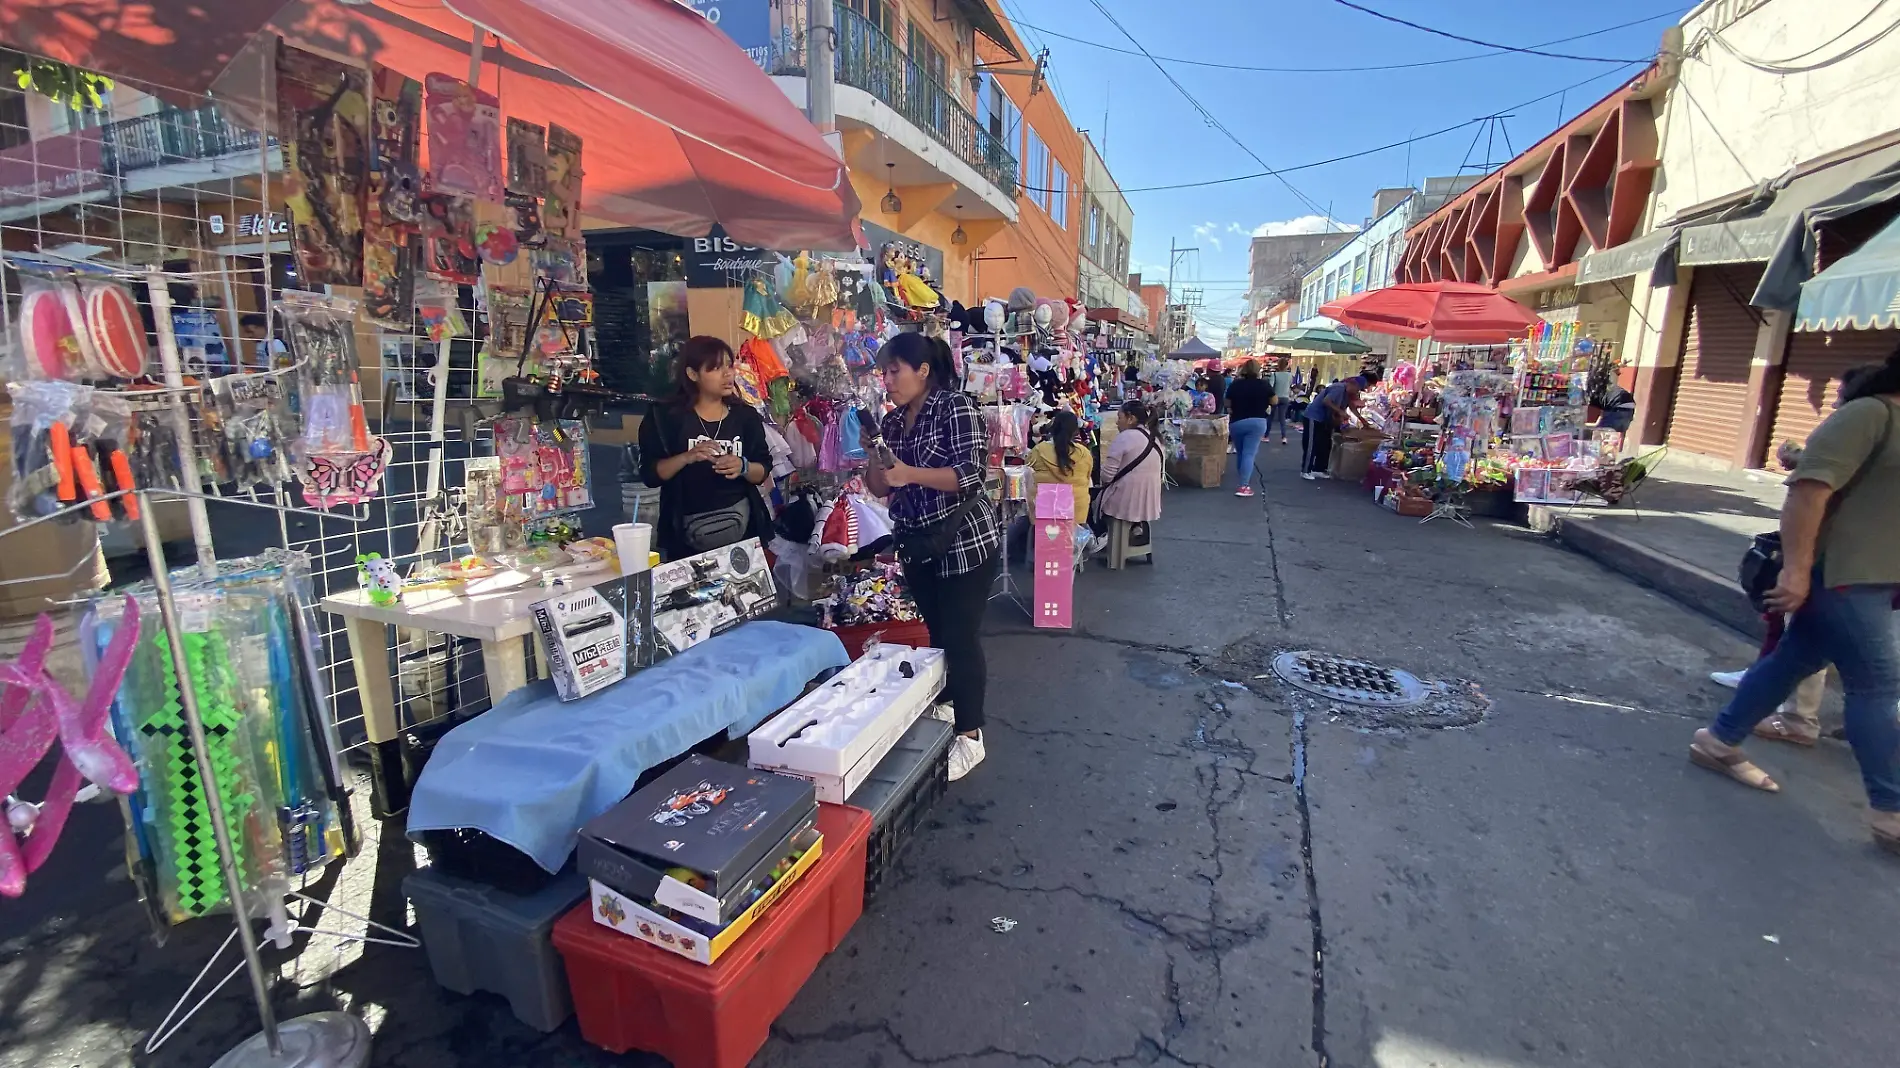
top-left (576, 756), bottom-right (815, 926)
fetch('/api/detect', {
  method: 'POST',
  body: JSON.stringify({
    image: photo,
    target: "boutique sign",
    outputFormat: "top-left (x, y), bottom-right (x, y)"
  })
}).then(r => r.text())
top-left (685, 226), bottom-right (775, 288)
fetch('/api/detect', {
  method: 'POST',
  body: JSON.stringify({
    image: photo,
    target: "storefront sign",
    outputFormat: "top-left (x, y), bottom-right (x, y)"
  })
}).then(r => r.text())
top-left (684, 225), bottom-right (775, 287)
top-left (684, 1), bottom-right (773, 68)
top-left (0, 130), bottom-right (110, 210)
top-left (205, 211), bottom-right (292, 240)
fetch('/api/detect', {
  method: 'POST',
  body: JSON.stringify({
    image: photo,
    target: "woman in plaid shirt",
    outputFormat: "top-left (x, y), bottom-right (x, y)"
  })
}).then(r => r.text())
top-left (861, 333), bottom-right (1001, 781)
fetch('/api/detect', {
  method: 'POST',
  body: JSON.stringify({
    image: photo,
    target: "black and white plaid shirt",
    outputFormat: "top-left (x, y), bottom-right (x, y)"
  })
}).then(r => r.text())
top-left (882, 389), bottom-right (1001, 577)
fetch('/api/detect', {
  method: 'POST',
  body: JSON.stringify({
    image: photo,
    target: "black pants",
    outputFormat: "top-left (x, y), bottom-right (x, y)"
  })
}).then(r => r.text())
top-left (1302, 418), bottom-right (1335, 475)
top-left (905, 553), bottom-right (999, 734)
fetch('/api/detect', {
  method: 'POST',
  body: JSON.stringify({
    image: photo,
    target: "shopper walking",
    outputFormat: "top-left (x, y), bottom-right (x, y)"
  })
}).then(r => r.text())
top-left (1688, 355), bottom-right (1900, 853)
top-left (1225, 360), bottom-right (1275, 497)
top-left (862, 333), bottom-right (1001, 781)
top-left (639, 336), bottom-right (774, 561)
top-left (1267, 363), bottom-right (1295, 444)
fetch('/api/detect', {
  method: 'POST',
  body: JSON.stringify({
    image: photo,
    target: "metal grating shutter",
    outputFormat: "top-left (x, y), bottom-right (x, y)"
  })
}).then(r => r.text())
top-left (1665, 264), bottom-right (1766, 461)
top-left (1769, 328), bottom-right (1900, 463)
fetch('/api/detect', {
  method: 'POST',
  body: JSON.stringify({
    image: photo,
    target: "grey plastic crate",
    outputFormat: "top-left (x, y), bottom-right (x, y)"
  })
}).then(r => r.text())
top-left (846, 717), bottom-right (954, 898)
top-left (403, 865), bottom-right (586, 1032)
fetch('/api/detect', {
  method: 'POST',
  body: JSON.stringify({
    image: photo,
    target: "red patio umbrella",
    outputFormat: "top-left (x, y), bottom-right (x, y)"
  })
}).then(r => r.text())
top-left (0, 0), bottom-right (862, 249)
top-left (1320, 281), bottom-right (1540, 344)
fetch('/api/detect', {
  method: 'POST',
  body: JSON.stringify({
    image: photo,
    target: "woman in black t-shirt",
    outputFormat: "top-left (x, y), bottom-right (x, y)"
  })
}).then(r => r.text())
top-left (1225, 360), bottom-right (1276, 497)
top-left (638, 336), bottom-right (774, 561)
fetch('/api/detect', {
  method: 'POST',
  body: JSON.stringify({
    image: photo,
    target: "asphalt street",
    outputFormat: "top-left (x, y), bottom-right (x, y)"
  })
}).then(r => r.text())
top-left (4, 440), bottom-right (1897, 1068)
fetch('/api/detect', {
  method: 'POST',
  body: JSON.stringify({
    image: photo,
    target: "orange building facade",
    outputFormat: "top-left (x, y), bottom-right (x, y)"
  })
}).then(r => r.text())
top-left (969, 21), bottom-right (1084, 303)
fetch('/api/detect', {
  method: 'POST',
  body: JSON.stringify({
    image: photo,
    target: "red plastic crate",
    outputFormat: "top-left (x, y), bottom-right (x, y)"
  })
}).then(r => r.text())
top-left (551, 802), bottom-right (872, 1068)
top-left (825, 619), bottom-right (931, 660)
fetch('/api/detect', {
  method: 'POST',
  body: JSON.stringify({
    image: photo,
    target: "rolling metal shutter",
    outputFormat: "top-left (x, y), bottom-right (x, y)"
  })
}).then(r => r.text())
top-left (1769, 328), bottom-right (1900, 460)
top-left (1665, 264), bottom-right (1766, 461)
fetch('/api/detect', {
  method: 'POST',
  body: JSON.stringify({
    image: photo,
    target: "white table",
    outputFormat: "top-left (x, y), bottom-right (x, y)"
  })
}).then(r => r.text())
top-left (321, 562), bottom-right (631, 743)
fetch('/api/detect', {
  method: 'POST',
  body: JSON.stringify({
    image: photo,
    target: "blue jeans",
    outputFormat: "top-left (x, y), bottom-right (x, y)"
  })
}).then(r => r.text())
top-left (1266, 400), bottom-right (1291, 441)
top-left (1230, 417), bottom-right (1268, 487)
top-left (1712, 576), bottom-right (1900, 811)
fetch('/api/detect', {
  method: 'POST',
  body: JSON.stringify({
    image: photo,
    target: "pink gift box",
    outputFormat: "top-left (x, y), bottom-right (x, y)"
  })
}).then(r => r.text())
top-left (1034, 483), bottom-right (1074, 521)
top-left (1032, 515), bottom-right (1074, 629)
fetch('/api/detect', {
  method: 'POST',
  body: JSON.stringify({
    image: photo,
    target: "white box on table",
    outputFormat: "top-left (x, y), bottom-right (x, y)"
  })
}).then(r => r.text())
top-left (747, 644), bottom-right (944, 804)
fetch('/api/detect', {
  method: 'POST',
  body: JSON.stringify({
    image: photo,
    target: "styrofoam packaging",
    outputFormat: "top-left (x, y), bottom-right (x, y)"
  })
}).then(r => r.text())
top-left (747, 645), bottom-right (944, 802)
top-left (613, 523), bottom-right (652, 574)
top-left (533, 587), bottom-right (627, 700)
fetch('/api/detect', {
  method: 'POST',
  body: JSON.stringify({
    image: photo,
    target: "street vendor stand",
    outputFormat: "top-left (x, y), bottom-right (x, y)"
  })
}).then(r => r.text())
top-left (0, 2), bottom-right (866, 1065)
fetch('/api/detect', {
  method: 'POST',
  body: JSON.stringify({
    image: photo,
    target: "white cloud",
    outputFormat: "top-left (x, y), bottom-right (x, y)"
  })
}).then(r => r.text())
top-left (1190, 221), bottom-right (1224, 253)
top-left (1250, 215), bottom-right (1360, 238)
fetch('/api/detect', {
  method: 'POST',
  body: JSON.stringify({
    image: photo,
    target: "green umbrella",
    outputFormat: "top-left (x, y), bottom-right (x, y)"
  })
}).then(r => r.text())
top-left (1265, 326), bottom-right (1372, 354)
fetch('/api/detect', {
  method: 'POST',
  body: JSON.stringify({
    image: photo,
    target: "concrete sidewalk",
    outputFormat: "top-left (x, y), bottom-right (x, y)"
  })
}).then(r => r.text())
top-left (1530, 453), bottom-right (1785, 638)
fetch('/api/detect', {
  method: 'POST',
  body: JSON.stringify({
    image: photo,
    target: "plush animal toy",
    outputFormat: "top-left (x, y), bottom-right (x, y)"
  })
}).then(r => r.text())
top-left (357, 553), bottom-right (402, 606)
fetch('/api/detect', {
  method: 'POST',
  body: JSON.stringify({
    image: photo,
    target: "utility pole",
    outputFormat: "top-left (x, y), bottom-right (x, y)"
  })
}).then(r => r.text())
top-left (809, 0), bottom-right (836, 134)
top-left (1165, 238), bottom-right (1198, 352)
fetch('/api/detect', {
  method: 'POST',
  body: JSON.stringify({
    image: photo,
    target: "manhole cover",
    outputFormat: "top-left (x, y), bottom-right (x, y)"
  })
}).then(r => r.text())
top-left (1270, 651), bottom-right (1430, 707)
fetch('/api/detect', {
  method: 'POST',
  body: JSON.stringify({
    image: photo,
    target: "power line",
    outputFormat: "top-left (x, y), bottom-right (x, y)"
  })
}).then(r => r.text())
top-left (1016, 61), bottom-right (1642, 195)
top-left (1328, 0), bottom-right (1646, 63)
top-left (1009, 8), bottom-right (1681, 74)
top-left (1082, 0), bottom-right (1331, 218)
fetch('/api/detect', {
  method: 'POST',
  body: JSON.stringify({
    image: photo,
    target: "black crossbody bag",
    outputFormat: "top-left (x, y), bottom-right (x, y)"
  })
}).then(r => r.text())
top-left (1739, 402), bottom-right (1894, 610)
top-left (1089, 429), bottom-right (1159, 536)
top-left (896, 492), bottom-right (982, 570)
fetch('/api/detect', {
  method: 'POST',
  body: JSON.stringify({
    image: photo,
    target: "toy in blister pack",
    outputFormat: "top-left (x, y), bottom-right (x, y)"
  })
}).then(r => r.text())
top-left (544, 123), bottom-right (583, 239)
top-left (281, 291), bottom-right (370, 455)
top-left (79, 280), bottom-right (148, 378)
top-left (296, 436), bottom-right (393, 511)
top-left (8, 380), bottom-right (91, 520)
top-left (491, 416), bottom-right (592, 515)
top-left (209, 373), bottom-right (296, 492)
top-left (86, 394), bottom-right (141, 522)
top-left (419, 192), bottom-right (480, 283)
top-left (415, 278), bottom-right (469, 343)
top-left (425, 73), bottom-right (504, 202)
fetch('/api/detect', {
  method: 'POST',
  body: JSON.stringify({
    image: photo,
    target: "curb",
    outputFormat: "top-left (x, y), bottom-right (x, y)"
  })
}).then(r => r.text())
top-left (1528, 507), bottom-right (1765, 640)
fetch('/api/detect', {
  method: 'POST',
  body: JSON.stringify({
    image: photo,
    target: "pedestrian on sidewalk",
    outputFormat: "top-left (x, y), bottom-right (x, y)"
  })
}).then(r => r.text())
top-left (864, 333), bottom-right (1002, 782)
top-left (1225, 360), bottom-right (1275, 497)
top-left (1688, 355), bottom-right (1900, 853)
top-left (1267, 363), bottom-right (1295, 444)
top-left (1302, 370), bottom-right (1379, 480)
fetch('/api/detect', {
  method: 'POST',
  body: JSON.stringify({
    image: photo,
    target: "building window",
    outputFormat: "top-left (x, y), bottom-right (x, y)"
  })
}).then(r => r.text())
top-left (1115, 235), bottom-right (1128, 275)
top-left (1049, 162), bottom-right (1068, 228)
top-left (845, 0), bottom-right (900, 36)
top-left (1087, 203), bottom-right (1101, 256)
top-left (907, 22), bottom-right (946, 86)
top-left (1024, 127), bottom-right (1049, 211)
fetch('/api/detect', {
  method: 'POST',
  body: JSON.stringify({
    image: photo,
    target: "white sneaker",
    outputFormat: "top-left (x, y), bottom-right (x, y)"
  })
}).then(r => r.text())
top-left (1300, 472), bottom-right (1317, 481)
top-left (948, 731), bottom-right (986, 781)
top-left (928, 702), bottom-right (955, 723)
top-left (1709, 669), bottom-right (1746, 690)
top-left (1314, 471), bottom-right (1332, 480)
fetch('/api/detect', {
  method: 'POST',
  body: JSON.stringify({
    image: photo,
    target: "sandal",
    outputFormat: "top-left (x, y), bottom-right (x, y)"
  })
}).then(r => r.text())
top-left (1751, 714), bottom-right (1819, 747)
top-left (1689, 729), bottom-right (1780, 792)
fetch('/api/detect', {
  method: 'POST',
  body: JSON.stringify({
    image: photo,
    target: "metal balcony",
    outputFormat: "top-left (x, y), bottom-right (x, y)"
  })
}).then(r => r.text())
top-left (102, 106), bottom-right (263, 174)
top-left (772, 4), bottom-right (1018, 198)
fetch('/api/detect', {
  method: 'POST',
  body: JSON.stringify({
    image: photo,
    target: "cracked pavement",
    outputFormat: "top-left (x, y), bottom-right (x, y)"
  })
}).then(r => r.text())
top-left (6, 445), bottom-right (1900, 1068)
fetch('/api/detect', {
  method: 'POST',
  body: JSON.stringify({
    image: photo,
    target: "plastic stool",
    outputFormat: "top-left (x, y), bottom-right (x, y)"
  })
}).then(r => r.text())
top-left (1107, 517), bottom-right (1154, 570)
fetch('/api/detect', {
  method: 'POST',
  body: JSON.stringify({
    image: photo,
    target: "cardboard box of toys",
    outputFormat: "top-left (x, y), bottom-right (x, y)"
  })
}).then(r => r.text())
top-left (576, 756), bottom-right (816, 926)
top-left (532, 587), bottom-right (626, 700)
top-left (645, 539), bottom-right (778, 658)
top-left (1169, 453), bottom-right (1225, 488)
top-left (587, 825), bottom-right (823, 965)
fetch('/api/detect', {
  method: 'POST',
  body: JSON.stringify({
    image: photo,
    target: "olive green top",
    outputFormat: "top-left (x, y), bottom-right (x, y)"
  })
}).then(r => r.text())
top-left (1789, 396), bottom-right (1900, 588)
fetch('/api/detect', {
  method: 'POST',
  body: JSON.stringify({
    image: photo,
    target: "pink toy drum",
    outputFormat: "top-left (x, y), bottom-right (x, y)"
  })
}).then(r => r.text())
top-left (18, 286), bottom-right (84, 379)
top-left (81, 282), bottom-right (147, 378)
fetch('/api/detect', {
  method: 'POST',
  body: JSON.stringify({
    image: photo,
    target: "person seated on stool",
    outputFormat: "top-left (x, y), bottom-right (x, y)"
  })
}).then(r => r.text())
top-left (1009, 410), bottom-right (1092, 563)
top-left (1094, 400), bottom-right (1163, 556)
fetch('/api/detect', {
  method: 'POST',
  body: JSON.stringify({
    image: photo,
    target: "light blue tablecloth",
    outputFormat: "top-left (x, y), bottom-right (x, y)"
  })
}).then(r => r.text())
top-left (407, 621), bottom-right (848, 872)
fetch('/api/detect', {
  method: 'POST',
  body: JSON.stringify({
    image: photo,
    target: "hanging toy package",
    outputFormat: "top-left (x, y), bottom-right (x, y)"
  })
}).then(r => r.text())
top-left (79, 278), bottom-right (150, 379)
top-left (7, 380), bottom-right (98, 522)
top-left (279, 291), bottom-right (392, 509)
top-left (14, 273), bottom-right (92, 381)
top-left (87, 393), bottom-right (142, 522)
top-left (209, 372), bottom-right (297, 492)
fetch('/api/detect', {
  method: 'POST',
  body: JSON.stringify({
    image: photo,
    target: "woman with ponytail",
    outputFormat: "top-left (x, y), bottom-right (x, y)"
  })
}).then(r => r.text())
top-left (861, 332), bottom-right (1001, 781)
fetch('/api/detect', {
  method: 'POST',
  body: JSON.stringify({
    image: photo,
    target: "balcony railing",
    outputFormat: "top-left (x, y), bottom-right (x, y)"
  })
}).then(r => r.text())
top-left (770, 4), bottom-right (1018, 198)
top-left (102, 106), bottom-right (263, 175)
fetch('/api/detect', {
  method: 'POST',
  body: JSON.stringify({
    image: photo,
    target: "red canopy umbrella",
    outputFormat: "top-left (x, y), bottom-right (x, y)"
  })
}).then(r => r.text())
top-left (1320, 281), bottom-right (1540, 344)
top-left (0, 0), bottom-right (861, 249)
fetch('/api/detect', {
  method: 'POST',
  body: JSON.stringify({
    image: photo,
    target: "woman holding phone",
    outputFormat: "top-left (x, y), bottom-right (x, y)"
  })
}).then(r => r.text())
top-left (639, 336), bottom-right (773, 561)
top-left (861, 333), bottom-right (1000, 781)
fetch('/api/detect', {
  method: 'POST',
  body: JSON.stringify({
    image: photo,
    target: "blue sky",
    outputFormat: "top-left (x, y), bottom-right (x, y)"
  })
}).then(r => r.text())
top-left (996, 0), bottom-right (1689, 344)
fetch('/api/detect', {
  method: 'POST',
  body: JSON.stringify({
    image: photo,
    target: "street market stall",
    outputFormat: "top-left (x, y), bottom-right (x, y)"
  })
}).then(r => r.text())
top-left (0, 5), bottom-right (918, 1068)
